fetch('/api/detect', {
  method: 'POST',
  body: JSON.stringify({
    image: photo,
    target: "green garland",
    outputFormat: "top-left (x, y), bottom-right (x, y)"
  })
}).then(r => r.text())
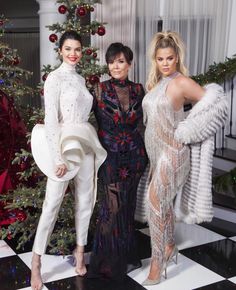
top-left (192, 54), bottom-right (236, 85)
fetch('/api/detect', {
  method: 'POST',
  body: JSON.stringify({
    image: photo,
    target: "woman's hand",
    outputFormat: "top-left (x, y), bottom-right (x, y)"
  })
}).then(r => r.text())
top-left (55, 163), bottom-right (68, 177)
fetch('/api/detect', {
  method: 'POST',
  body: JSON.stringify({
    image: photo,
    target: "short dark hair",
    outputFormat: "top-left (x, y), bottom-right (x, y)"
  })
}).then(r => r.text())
top-left (59, 30), bottom-right (82, 49)
top-left (105, 42), bottom-right (133, 65)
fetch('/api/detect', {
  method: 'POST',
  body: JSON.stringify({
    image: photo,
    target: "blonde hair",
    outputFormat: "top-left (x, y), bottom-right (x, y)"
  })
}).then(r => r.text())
top-left (146, 31), bottom-right (188, 91)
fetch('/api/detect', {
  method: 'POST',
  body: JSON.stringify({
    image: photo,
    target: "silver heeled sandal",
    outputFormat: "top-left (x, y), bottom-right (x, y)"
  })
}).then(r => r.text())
top-left (142, 264), bottom-right (167, 286)
top-left (166, 246), bottom-right (178, 266)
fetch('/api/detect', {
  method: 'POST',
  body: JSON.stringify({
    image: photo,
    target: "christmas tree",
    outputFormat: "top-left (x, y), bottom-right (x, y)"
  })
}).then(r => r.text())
top-left (0, 14), bottom-right (37, 230)
top-left (0, 15), bottom-right (34, 102)
top-left (0, 2), bottom-right (107, 254)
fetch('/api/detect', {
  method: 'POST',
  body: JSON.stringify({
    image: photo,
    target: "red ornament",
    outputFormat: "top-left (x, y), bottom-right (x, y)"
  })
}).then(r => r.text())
top-left (90, 6), bottom-right (95, 12)
top-left (17, 211), bottom-right (27, 222)
top-left (7, 232), bottom-right (12, 240)
top-left (89, 75), bottom-right (99, 85)
top-left (49, 34), bottom-right (58, 43)
top-left (97, 26), bottom-right (106, 36)
top-left (42, 74), bottom-right (48, 81)
top-left (40, 89), bottom-right (44, 96)
top-left (93, 52), bottom-right (97, 58)
top-left (0, 20), bottom-right (4, 26)
top-left (58, 5), bottom-right (67, 14)
top-left (85, 48), bottom-right (92, 55)
top-left (76, 6), bottom-right (87, 17)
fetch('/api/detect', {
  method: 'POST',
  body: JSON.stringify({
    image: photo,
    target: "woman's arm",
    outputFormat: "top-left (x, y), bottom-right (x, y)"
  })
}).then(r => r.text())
top-left (44, 73), bottom-right (65, 169)
top-left (167, 75), bottom-right (205, 111)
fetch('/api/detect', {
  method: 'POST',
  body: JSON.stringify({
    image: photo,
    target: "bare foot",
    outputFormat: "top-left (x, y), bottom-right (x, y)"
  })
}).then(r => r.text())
top-left (31, 255), bottom-right (43, 290)
top-left (73, 247), bottom-right (87, 276)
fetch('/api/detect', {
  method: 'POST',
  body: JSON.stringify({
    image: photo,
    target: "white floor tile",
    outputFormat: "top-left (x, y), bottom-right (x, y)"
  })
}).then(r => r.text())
top-left (0, 240), bottom-right (16, 257)
top-left (140, 223), bottom-right (225, 250)
top-left (175, 222), bottom-right (225, 250)
top-left (229, 276), bottom-right (236, 284)
top-left (128, 254), bottom-right (224, 290)
top-left (230, 236), bottom-right (236, 242)
top-left (18, 251), bottom-right (90, 284)
top-left (140, 227), bottom-right (150, 236)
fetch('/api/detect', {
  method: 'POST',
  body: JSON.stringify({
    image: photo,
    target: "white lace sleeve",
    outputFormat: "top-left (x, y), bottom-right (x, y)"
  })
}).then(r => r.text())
top-left (44, 72), bottom-right (64, 165)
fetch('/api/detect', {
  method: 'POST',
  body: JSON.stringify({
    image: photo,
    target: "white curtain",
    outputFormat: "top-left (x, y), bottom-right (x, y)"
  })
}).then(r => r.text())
top-left (92, 0), bottom-right (232, 83)
top-left (91, 0), bottom-right (162, 85)
top-left (91, 0), bottom-right (136, 80)
top-left (134, 0), bottom-right (162, 85)
top-left (162, 0), bottom-right (233, 75)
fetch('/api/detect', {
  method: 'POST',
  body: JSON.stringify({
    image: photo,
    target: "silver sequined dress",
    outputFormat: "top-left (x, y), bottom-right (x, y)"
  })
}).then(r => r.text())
top-left (142, 72), bottom-right (190, 266)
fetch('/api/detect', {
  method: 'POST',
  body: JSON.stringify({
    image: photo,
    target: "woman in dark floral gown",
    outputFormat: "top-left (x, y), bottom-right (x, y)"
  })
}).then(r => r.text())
top-left (88, 43), bottom-right (148, 280)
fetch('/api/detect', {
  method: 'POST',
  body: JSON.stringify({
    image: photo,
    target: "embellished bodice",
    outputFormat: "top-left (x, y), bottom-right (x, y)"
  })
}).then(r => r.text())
top-left (142, 72), bottom-right (189, 174)
top-left (93, 79), bottom-right (145, 153)
top-left (44, 62), bottom-right (93, 165)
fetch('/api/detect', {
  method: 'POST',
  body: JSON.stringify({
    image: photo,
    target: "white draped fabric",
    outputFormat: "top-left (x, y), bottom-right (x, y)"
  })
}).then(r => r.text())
top-left (93, 0), bottom-right (232, 84)
top-left (134, 0), bottom-right (161, 84)
top-left (162, 0), bottom-right (233, 75)
top-left (91, 0), bottom-right (136, 80)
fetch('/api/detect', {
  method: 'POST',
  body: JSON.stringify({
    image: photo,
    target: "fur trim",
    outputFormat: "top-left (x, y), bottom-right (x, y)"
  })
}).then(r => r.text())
top-left (174, 83), bottom-right (228, 144)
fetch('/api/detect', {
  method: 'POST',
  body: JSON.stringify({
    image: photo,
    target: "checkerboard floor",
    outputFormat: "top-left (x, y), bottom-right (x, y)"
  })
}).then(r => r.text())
top-left (1, 217), bottom-right (236, 290)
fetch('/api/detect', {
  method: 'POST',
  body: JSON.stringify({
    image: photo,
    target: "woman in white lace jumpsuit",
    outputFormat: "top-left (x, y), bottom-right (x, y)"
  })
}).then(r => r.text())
top-left (142, 31), bottom-right (205, 285)
top-left (30, 31), bottom-right (106, 290)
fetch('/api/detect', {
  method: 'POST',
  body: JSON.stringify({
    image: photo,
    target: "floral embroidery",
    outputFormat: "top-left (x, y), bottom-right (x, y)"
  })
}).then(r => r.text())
top-left (118, 167), bottom-right (130, 179)
top-left (115, 132), bottom-right (132, 145)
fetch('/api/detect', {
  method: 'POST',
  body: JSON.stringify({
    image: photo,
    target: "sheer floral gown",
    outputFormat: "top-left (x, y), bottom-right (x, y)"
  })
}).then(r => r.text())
top-left (88, 78), bottom-right (148, 280)
top-left (142, 72), bottom-right (190, 276)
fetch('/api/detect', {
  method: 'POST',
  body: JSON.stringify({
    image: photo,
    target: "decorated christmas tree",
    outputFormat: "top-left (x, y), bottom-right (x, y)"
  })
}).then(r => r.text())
top-left (0, 2), bottom-right (107, 254)
top-left (0, 15), bottom-right (34, 101)
top-left (0, 14), bottom-right (37, 229)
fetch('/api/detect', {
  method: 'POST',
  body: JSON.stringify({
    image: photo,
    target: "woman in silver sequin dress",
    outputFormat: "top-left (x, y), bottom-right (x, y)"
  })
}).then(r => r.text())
top-left (142, 31), bottom-right (205, 285)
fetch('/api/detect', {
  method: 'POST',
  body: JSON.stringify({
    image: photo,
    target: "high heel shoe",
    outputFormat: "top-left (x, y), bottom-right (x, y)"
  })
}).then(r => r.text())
top-left (142, 264), bottom-right (167, 286)
top-left (166, 246), bottom-right (178, 266)
top-left (72, 249), bottom-right (87, 276)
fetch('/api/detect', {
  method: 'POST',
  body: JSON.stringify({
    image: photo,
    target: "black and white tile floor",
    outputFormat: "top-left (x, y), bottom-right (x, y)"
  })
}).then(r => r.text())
top-left (1, 217), bottom-right (236, 290)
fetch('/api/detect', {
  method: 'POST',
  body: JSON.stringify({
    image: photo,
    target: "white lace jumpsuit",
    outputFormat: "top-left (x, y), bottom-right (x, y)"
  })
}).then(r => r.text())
top-left (142, 72), bottom-right (190, 268)
top-left (33, 62), bottom-right (96, 255)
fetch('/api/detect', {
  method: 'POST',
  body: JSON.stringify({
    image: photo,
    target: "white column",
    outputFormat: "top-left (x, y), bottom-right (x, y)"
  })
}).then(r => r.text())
top-left (36, 0), bottom-right (66, 72)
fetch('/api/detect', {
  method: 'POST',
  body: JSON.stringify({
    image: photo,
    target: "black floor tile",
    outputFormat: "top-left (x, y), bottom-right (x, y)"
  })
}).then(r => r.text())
top-left (135, 230), bottom-right (151, 260)
top-left (0, 255), bottom-right (31, 290)
top-left (4, 233), bottom-right (34, 254)
top-left (200, 217), bottom-right (236, 237)
top-left (181, 239), bottom-right (236, 278)
top-left (45, 274), bottom-right (146, 290)
top-left (193, 279), bottom-right (236, 290)
top-left (134, 220), bottom-right (148, 230)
